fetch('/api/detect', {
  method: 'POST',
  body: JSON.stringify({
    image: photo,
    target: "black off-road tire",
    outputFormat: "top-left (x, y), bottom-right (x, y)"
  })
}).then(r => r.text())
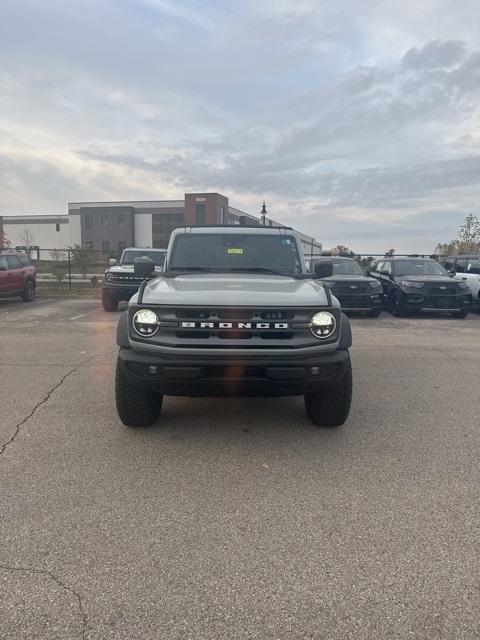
top-left (451, 309), bottom-right (468, 319)
top-left (21, 280), bottom-right (35, 302)
top-left (304, 355), bottom-right (352, 428)
top-left (390, 291), bottom-right (406, 317)
top-left (115, 361), bottom-right (162, 427)
top-left (366, 308), bottom-right (381, 318)
top-left (102, 289), bottom-right (118, 312)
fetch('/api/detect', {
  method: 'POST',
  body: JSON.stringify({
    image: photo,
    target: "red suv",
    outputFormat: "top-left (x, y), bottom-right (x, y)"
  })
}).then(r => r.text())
top-left (0, 250), bottom-right (36, 302)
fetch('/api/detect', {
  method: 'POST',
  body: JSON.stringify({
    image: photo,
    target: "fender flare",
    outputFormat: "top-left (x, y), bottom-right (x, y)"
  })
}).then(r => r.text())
top-left (116, 311), bottom-right (130, 348)
top-left (338, 312), bottom-right (352, 350)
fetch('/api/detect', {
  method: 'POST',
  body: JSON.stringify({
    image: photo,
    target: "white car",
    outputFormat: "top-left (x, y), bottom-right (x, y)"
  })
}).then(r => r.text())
top-left (443, 255), bottom-right (480, 310)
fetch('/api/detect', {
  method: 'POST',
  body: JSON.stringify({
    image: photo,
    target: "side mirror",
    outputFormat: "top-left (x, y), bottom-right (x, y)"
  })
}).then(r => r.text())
top-left (134, 256), bottom-right (155, 279)
top-left (109, 258), bottom-right (117, 266)
top-left (314, 261), bottom-right (333, 278)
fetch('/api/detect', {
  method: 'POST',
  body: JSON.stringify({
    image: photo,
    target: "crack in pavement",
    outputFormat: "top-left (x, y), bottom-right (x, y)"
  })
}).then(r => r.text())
top-left (0, 563), bottom-right (88, 639)
top-left (0, 354), bottom-right (103, 458)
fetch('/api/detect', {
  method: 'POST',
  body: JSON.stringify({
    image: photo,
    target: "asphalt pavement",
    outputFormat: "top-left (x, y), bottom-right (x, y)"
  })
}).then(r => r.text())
top-left (0, 298), bottom-right (479, 639)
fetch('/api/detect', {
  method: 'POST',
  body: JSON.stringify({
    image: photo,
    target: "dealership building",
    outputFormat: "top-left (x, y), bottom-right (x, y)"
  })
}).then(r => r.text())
top-left (0, 192), bottom-right (322, 257)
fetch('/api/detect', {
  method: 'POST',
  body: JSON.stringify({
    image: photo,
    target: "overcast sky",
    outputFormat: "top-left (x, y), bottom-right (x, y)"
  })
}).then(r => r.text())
top-left (1, 0), bottom-right (480, 252)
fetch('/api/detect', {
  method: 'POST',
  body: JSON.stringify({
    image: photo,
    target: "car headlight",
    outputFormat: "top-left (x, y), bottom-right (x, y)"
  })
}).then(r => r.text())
top-left (132, 309), bottom-right (160, 336)
top-left (105, 272), bottom-right (113, 282)
top-left (310, 311), bottom-right (336, 339)
top-left (322, 281), bottom-right (335, 288)
top-left (458, 281), bottom-right (469, 289)
top-left (369, 280), bottom-right (382, 289)
top-left (401, 281), bottom-right (424, 288)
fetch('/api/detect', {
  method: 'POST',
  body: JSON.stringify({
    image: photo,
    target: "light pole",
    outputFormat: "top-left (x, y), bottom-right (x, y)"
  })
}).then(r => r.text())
top-left (261, 202), bottom-right (267, 227)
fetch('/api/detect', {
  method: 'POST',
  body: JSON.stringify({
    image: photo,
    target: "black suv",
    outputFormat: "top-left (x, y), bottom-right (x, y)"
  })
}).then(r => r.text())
top-left (102, 247), bottom-right (166, 311)
top-left (312, 256), bottom-right (383, 316)
top-left (369, 257), bottom-right (472, 317)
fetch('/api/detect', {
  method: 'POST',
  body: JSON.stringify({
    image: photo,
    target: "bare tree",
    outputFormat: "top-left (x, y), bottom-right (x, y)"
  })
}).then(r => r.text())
top-left (19, 228), bottom-right (37, 257)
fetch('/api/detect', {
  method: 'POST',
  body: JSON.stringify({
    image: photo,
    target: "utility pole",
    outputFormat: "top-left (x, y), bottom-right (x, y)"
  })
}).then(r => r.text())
top-left (261, 202), bottom-right (267, 227)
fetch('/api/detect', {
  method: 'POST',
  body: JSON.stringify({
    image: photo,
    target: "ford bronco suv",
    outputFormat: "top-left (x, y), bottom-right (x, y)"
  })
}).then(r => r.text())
top-left (115, 226), bottom-right (353, 428)
top-left (0, 249), bottom-right (36, 302)
top-left (102, 247), bottom-right (167, 311)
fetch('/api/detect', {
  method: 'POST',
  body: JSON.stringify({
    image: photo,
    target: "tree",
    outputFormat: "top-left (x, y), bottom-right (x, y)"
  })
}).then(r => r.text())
top-left (69, 244), bottom-right (94, 278)
top-left (358, 256), bottom-right (375, 270)
top-left (19, 228), bottom-right (36, 256)
top-left (51, 261), bottom-right (68, 285)
top-left (331, 244), bottom-right (355, 257)
top-left (384, 248), bottom-right (395, 257)
top-left (0, 229), bottom-right (11, 248)
top-left (435, 213), bottom-right (480, 255)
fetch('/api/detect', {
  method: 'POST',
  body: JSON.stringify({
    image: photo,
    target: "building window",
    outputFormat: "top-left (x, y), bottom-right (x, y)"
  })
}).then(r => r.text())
top-left (101, 214), bottom-right (110, 229)
top-left (85, 241), bottom-right (94, 249)
top-left (102, 241), bottom-right (110, 252)
top-left (195, 203), bottom-right (206, 225)
top-left (118, 214), bottom-right (126, 229)
top-left (56, 223), bottom-right (60, 232)
top-left (152, 212), bottom-right (185, 248)
top-left (85, 215), bottom-right (93, 230)
top-left (118, 241), bottom-right (127, 252)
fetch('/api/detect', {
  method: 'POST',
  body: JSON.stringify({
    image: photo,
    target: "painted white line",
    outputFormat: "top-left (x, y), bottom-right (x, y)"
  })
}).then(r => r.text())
top-left (70, 309), bottom-right (100, 321)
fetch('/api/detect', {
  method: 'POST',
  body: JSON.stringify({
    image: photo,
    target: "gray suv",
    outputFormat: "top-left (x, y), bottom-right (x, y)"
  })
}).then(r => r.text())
top-left (115, 226), bottom-right (353, 428)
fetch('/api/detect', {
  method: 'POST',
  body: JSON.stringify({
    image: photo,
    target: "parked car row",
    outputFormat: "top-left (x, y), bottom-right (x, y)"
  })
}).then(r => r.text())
top-left (308, 255), bottom-right (480, 318)
top-left (2, 245), bottom-right (478, 321)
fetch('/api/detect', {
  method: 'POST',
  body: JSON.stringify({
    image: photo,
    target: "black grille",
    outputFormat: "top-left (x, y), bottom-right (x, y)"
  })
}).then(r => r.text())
top-left (333, 283), bottom-right (369, 294)
top-left (110, 274), bottom-right (143, 283)
top-left (427, 286), bottom-right (457, 295)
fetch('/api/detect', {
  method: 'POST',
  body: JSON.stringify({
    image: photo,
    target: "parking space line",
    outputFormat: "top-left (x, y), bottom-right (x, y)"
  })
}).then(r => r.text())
top-left (70, 309), bottom-right (101, 321)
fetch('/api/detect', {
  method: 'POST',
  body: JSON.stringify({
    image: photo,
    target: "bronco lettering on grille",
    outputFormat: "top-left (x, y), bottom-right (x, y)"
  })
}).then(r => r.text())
top-left (180, 321), bottom-right (289, 329)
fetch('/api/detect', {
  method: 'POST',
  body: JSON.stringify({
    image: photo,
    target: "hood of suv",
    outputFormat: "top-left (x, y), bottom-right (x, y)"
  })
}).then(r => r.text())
top-left (395, 275), bottom-right (457, 285)
top-left (137, 273), bottom-right (331, 307)
top-left (321, 274), bottom-right (377, 283)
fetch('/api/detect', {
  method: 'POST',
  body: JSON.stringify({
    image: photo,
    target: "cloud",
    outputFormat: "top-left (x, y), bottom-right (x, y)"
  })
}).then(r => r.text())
top-left (1, 0), bottom-right (480, 251)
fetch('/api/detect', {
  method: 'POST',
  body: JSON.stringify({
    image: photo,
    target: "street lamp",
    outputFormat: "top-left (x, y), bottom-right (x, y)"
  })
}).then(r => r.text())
top-left (260, 202), bottom-right (267, 227)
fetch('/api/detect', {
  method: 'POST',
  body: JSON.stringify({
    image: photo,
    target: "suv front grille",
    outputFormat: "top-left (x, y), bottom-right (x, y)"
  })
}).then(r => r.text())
top-left (333, 282), bottom-right (370, 294)
top-left (110, 274), bottom-right (143, 283)
top-left (132, 306), bottom-right (339, 349)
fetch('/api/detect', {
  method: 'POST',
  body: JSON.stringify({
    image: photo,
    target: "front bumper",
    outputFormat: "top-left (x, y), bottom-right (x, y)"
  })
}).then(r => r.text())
top-left (399, 291), bottom-right (472, 312)
top-left (118, 347), bottom-right (349, 397)
top-left (103, 284), bottom-right (140, 301)
top-left (336, 293), bottom-right (382, 312)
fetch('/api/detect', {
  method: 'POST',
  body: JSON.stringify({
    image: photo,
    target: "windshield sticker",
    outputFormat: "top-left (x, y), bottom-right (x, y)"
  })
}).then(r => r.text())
top-left (227, 248), bottom-right (243, 254)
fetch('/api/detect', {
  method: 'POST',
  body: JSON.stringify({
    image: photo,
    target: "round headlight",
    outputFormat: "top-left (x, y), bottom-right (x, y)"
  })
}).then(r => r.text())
top-left (105, 272), bottom-right (113, 282)
top-left (133, 309), bottom-right (160, 337)
top-left (369, 280), bottom-right (382, 289)
top-left (310, 311), bottom-right (336, 339)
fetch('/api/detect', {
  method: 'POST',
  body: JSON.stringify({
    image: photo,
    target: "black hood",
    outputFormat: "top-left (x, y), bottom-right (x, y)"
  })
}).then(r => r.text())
top-left (394, 275), bottom-right (457, 285)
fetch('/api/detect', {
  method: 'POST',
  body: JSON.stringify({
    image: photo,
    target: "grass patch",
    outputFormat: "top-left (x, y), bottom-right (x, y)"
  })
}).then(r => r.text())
top-left (36, 284), bottom-right (102, 299)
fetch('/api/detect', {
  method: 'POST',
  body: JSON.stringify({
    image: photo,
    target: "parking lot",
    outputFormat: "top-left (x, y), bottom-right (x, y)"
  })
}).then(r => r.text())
top-left (1, 298), bottom-right (479, 639)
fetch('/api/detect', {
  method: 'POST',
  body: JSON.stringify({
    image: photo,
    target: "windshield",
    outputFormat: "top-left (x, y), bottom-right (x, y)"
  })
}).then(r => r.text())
top-left (394, 260), bottom-right (448, 277)
top-left (329, 260), bottom-right (363, 275)
top-left (169, 234), bottom-right (302, 273)
top-left (121, 250), bottom-right (165, 267)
